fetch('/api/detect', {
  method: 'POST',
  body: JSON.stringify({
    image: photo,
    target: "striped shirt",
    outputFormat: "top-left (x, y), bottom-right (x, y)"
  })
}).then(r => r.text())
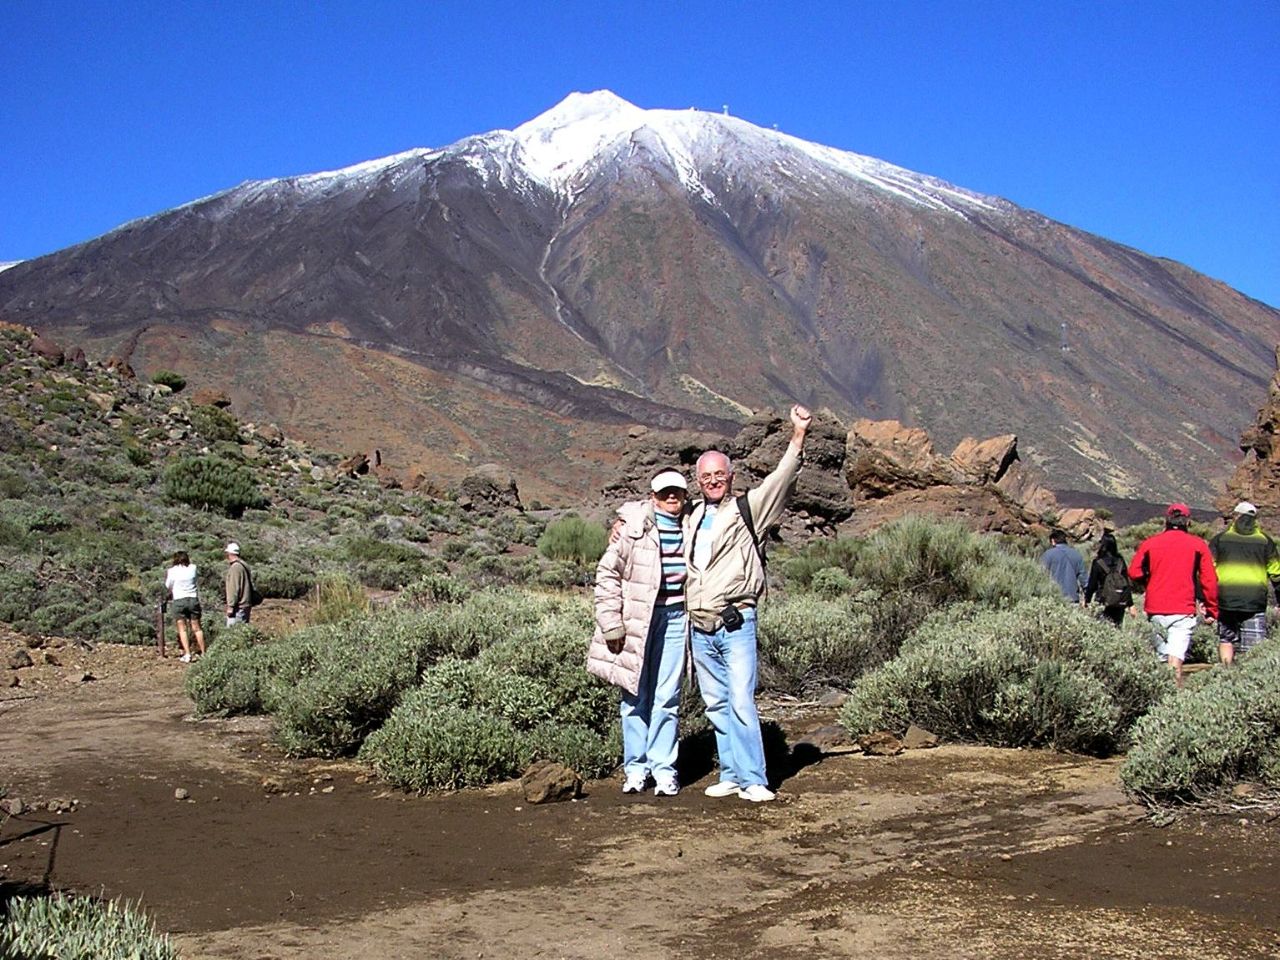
top-left (655, 511), bottom-right (687, 606)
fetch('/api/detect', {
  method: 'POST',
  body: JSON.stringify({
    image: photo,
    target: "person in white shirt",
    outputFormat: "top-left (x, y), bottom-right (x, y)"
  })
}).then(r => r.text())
top-left (164, 551), bottom-right (205, 663)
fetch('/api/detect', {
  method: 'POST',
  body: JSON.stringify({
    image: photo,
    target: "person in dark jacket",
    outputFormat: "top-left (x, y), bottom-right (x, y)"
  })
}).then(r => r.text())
top-left (1084, 531), bottom-right (1133, 627)
top-left (1129, 503), bottom-right (1219, 688)
top-left (1209, 501), bottom-right (1280, 665)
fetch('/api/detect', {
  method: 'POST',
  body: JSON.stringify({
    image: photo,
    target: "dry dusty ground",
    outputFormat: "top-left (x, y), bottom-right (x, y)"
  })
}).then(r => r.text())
top-left (2, 631), bottom-right (1278, 960)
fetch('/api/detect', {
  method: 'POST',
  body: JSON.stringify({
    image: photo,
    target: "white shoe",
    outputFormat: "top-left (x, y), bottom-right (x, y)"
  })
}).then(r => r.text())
top-left (738, 784), bottom-right (776, 803)
top-left (622, 774), bottom-right (647, 794)
top-left (178, 653), bottom-right (192, 663)
top-left (703, 781), bottom-right (741, 798)
top-left (654, 779), bottom-right (679, 797)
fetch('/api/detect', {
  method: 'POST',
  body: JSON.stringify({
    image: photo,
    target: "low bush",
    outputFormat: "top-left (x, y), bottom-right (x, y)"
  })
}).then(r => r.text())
top-left (163, 456), bottom-right (268, 518)
top-left (840, 598), bottom-right (1173, 755)
top-left (189, 404), bottom-right (240, 443)
top-left (186, 627), bottom-right (273, 715)
top-left (537, 514), bottom-right (607, 566)
top-left (1120, 639), bottom-right (1280, 804)
top-left (308, 573), bottom-right (370, 624)
top-left (0, 892), bottom-right (176, 960)
top-left (359, 702), bottom-right (526, 791)
top-left (150, 370), bottom-right (186, 392)
top-left (523, 721), bottom-right (620, 779)
top-left (757, 595), bottom-right (874, 693)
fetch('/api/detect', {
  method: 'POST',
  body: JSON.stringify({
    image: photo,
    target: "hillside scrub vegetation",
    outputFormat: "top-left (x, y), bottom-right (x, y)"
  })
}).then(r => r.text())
top-left (839, 599), bottom-right (1174, 755)
top-left (1120, 631), bottom-right (1280, 804)
top-left (0, 892), bottom-right (176, 960)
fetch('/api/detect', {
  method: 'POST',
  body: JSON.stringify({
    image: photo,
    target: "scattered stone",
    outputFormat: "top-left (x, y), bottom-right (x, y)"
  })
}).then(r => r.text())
top-left (66, 347), bottom-right (87, 370)
top-left (2, 797), bottom-right (25, 816)
top-left (5, 674), bottom-right (17, 688)
top-left (191, 387), bottom-right (231, 407)
top-left (793, 724), bottom-right (859, 756)
top-left (338, 452), bottom-right (370, 477)
top-left (1231, 783), bottom-right (1258, 799)
top-left (520, 760), bottom-right (581, 804)
top-left (256, 423), bottom-right (285, 445)
top-left (321, 786), bottom-right (335, 794)
top-left (87, 391), bottom-right (118, 413)
top-left (174, 788), bottom-right (190, 801)
top-left (46, 797), bottom-right (74, 814)
top-left (261, 777), bottom-right (286, 794)
top-left (858, 731), bottom-right (904, 756)
top-left (104, 356), bottom-right (135, 379)
top-left (43, 651), bottom-right (62, 667)
top-left (903, 724), bottom-right (940, 750)
top-left (8, 649), bottom-right (33, 670)
top-left (816, 689), bottom-right (848, 708)
top-left (31, 335), bottom-right (65, 365)
top-left (66, 671), bottom-right (95, 683)
top-left (457, 464), bottom-right (523, 515)
top-left (25, 635), bottom-right (46, 649)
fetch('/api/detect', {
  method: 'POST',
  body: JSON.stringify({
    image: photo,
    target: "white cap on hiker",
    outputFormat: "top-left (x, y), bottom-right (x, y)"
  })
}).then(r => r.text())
top-left (225, 542), bottom-right (241, 555)
top-left (1234, 501), bottom-right (1257, 517)
top-left (650, 470), bottom-right (688, 493)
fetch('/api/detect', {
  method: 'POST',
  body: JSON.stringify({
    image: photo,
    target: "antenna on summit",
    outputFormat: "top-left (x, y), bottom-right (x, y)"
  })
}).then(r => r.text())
top-left (722, 104), bottom-right (729, 115)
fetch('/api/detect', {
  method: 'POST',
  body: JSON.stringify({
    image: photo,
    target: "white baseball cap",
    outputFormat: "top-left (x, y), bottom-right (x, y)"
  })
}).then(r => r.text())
top-left (650, 470), bottom-right (688, 493)
top-left (224, 542), bottom-right (241, 555)
top-left (1233, 502), bottom-right (1258, 516)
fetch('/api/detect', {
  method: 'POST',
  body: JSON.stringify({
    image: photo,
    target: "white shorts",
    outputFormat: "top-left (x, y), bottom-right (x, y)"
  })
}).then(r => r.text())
top-left (1151, 614), bottom-right (1197, 661)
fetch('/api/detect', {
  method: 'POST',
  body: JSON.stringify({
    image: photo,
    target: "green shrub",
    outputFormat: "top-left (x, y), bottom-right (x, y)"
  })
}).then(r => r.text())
top-left (309, 573), bottom-right (370, 624)
top-left (359, 702), bottom-right (526, 791)
top-left (399, 572), bottom-right (472, 606)
top-left (355, 557), bottom-right (426, 590)
top-left (186, 628), bottom-right (273, 716)
top-left (252, 557), bottom-right (316, 600)
top-left (0, 892), bottom-right (176, 960)
top-left (757, 594), bottom-right (874, 693)
top-left (65, 600), bottom-right (153, 645)
top-left (163, 456), bottom-right (268, 518)
top-left (537, 514), bottom-right (607, 566)
top-left (781, 537), bottom-right (863, 588)
top-left (810, 567), bottom-right (856, 599)
top-left (1120, 639), bottom-right (1280, 804)
top-left (840, 598), bottom-right (1173, 755)
top-left (189, 404), bottom-right (240, 442)
top-left (523, 722), bottom-right (620, 779)
top-left (150, 370), bottom-right (186, 392)
top-left (0, 568), bottom-right (39, 623)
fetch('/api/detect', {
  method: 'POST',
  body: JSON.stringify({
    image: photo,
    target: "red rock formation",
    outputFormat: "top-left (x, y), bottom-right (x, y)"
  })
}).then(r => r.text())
top-left (1224, 345), bottom-right (1280, 516)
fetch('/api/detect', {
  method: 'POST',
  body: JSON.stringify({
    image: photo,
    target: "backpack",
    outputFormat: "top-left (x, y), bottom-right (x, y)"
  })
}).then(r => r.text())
top-left (236, 560), bottom-right (265, 607)
top-left (1099, 558), bottom-right (1132, 607)
top-left (737, 494), bottom-right (767, 569)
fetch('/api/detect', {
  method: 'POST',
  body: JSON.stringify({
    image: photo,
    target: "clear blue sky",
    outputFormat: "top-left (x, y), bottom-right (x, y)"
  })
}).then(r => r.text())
top-left (3, 0), bottom-right (1277, 308)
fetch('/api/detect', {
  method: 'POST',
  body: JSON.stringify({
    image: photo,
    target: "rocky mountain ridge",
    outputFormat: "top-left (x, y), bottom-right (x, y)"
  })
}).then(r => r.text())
top-left (2, 91), bottom-right (1276, 504)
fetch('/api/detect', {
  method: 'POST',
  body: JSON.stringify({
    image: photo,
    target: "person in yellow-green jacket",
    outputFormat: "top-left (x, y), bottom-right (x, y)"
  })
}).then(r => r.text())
top-left (1209, 502), bottom-right (1280, 665)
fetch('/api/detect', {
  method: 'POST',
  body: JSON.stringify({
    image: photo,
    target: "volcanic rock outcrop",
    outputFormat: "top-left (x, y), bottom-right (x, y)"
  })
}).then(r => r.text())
top-left (1224, 345), bottom-right (1280, 515)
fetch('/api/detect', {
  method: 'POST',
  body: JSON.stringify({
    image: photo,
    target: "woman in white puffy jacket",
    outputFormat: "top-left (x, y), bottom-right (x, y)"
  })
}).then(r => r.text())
top-left (587, 469), bottom-right (690, 796)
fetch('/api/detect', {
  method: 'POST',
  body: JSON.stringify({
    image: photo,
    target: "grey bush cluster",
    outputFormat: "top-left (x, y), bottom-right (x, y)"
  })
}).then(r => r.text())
top-left (1120, 636), bottom-right (1280, 803)
top-left (840, 598), bottom-right (1173, 755)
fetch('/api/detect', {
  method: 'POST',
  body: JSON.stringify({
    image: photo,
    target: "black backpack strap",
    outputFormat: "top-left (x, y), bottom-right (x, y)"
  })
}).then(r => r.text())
top-left (737, 493), bottom-right (766, 568)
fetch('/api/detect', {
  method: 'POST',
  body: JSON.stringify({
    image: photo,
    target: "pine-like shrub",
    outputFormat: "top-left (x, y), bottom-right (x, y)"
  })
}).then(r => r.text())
top-left (536, 514), bottom-right (607, 565)
top-left (1120, 638), bottom-right (1280, 804)
top-left (0, 892), bottom-right (176, 960)
top-left (840, 598), bottom-right (1173, 755)
top-left (163, 456), bottom-right (268, 518)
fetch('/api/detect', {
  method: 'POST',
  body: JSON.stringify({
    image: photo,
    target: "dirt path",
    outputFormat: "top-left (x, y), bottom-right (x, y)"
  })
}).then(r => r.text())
top-left (2, 639), bottom-right (1278, 959)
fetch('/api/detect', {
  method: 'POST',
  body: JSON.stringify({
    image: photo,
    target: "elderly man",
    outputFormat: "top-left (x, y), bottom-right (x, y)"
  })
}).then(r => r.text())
top-left (224, 542), bottom-right (255, 627)
top-left (687, 404), bottom-right (811, 802)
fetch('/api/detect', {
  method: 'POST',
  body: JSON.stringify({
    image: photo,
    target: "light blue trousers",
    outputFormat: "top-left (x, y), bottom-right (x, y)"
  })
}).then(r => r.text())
top-left (621, 604), bottom-right (686, 783)
top-left (692, 608), bottom-right (767, 788)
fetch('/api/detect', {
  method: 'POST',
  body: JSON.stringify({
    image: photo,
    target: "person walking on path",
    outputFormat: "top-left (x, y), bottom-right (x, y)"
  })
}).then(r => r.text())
top-left (224, 542), bottom-right (254, 627)
top-left (1129, 503), bottom-right (1219, 687)
top-left (686, 404), bottom-right (811, 803)
top-left (1084, 531), bottom-right (1134, 627)
top-left (163, 551), bottom-right (206, 662)
top-left (1209, 501), bottom-right (1280, 665)
top-left (587, 469), bottom-right (691, 797)
top-left (1042, 529), bottom-right (1086, 605)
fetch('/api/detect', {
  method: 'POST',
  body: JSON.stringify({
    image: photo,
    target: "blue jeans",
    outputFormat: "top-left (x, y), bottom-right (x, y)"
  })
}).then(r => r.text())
top-left (226, 607), bottom-right (251, 628)
top-left (621, 604), bottom-right (686, 783)
top-left (692, 607), bottom-right (766, 788)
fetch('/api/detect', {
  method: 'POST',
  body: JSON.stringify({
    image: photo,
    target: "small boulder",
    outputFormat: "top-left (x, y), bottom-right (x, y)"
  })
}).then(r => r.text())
top-left (2, 797), bottom-right (26, 816)
top-left (816, 688), bottom-right (848, 709)
top-left (520, 760), bottom-right (581, 804)
top-left (174, 788), bottom-right (190, 801)
top-left (793, 724), bottom-right (859, 756)
top-left (858, 731), bottom-right (904, 756)
top-left (31, 335), bottom-right (65, 364)
top-left (256, 423), bottom-right (285, 446)
top-left (191, 387), bottom-right (231, 408)
top-left (903, 724), bottom-right (940, 750)
top-left (458, 464), bottom-right (523, 515)
top-left (42, 651), bottom-right (61, 667)
top-left (8, 649), bottom-right (33, 670)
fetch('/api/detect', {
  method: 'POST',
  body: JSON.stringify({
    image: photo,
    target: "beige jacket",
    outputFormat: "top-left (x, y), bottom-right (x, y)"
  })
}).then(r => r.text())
top-left (685, 443), bottom-right (802, 632)
top-left (586, 500), bottom-right (685, 696)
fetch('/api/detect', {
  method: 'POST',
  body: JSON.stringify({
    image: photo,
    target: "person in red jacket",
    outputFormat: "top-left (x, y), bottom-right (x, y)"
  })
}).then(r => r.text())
top-left (1128, 503), bottom-right (1219, 688)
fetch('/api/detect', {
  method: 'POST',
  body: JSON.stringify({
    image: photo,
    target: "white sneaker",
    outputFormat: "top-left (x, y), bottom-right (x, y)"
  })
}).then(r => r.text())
top-left (622, 774), bottom-right (647, 794)
top-left (653, 779), bottom-right (679, 797)
top-left (703, 781), bottom-right (741, 798)
top-left (178, 653), bottom-right (192, 663)
top-left (738, 784), bottom-right (776, 803)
